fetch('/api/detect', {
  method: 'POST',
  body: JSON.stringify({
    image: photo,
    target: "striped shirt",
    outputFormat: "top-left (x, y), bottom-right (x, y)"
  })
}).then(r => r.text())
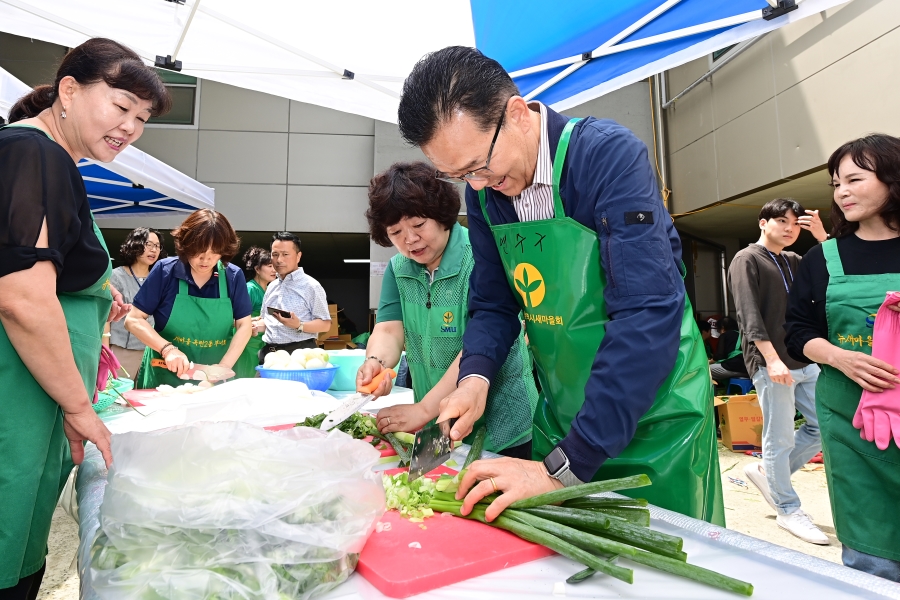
top-left (261, 267), bottom-right (331, 344)
top-left (511, 102), bottom-right (554, 222)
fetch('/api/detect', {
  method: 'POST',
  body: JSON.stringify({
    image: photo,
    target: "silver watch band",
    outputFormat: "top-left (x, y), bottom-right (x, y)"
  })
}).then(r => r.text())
top-left (556, 467), bottom-right (584, 488)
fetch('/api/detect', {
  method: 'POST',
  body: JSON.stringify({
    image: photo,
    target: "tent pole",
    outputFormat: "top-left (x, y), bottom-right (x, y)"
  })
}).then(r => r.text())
top-left (513, 9), bottom-right (760, 83)
top-left (172, 0), bottom-right (203, 60)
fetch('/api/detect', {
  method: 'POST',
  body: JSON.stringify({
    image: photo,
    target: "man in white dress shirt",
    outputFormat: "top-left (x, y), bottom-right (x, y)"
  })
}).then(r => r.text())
top-left (252, 232), bottom-right (332, 362)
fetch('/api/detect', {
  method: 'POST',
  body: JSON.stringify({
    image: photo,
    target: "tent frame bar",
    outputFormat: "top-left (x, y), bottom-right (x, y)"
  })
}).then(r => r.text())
top-left (662, 33), bottom-right (765, 109)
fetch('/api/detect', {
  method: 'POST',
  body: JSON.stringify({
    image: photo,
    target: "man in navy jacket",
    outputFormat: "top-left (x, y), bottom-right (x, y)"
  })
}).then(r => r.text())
top-left (397, 46), bottom-right (719, 522)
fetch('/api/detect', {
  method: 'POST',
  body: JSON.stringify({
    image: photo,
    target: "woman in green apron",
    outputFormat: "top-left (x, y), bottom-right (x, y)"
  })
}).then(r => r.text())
top-left (358, 162), bottom-right (539, 457)
top-left (125, 209), bottom-right (253, 389)
top-left (234, 247), bottom-right (276, 378)
top-left (0, 38), bottom-right (170, 595)
top-left (785, 134), bottom-right (900, 581)
top-left (397, 47), bottom-right (722, 524)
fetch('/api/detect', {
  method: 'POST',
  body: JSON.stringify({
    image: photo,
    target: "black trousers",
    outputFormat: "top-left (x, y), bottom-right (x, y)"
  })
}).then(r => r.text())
top-left (258, 339), bottom-right (318, 364)
top-left (0, 562), bottom-right (45, 600)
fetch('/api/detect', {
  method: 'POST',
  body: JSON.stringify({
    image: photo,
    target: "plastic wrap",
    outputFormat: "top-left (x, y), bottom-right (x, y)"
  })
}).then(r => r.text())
top-left (89, 422), bottom-right (385, 599)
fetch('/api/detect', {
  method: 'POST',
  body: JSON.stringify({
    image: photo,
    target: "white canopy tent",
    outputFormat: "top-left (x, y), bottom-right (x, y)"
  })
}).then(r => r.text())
top-left (0, 0), bottom-right (849, 123)
top-left (0, 66), bottom-right (214, 217)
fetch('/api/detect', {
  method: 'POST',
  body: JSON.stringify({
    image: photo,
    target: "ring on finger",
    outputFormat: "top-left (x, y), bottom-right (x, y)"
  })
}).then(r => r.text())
top-left (489, 477), bottom-right (498, 493)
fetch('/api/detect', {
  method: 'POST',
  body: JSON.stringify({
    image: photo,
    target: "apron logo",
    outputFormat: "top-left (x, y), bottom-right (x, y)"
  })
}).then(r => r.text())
top-left (101, 278), bottom-right (111, 291)
top-left (514, 263), bottom-right (546, 309)
top-left (866, 313), bottom-right (877, 328)
top-left (443, 311), bottom-right (454, 324)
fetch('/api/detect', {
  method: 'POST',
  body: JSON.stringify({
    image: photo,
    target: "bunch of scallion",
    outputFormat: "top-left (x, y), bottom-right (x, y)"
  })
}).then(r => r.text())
top-left (382, 429), bottom-right (753, 596)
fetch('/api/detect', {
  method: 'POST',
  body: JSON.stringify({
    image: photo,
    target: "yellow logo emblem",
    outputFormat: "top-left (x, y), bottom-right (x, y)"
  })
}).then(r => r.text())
top-left (443, 311), bottom-right (454, 324)
top-left (514, 263), bottom-right (545, 309)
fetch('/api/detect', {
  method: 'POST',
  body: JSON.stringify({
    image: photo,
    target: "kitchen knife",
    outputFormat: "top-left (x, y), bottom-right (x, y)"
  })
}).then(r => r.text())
top-left (319, 368), bottom-right (396, 430)
top-left (408, 418), bottom-right (457, 481)
top-left (178, 363), bottom-right (235, 382)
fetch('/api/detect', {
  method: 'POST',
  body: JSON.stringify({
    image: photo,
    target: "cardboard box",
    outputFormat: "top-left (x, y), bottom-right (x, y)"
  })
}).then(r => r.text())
top-left (717, 394), bottom-right (763, 452)
top-left (318, 304), bottom-right (339, 341)
top-left (320, 334), bottom-right (356, 351)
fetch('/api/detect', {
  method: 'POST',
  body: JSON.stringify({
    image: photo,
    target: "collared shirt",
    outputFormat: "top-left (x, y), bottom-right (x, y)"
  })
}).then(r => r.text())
top-left (132, 256), bottom-right (252, 332)
top-left (510, 102), bottom-right (554, 222)
top-left (261, 267), bottom-right (331, 344)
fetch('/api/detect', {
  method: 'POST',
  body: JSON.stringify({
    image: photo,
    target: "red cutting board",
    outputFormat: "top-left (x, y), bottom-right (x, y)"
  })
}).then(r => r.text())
top-left (357, 467), bottom-right (555, 598)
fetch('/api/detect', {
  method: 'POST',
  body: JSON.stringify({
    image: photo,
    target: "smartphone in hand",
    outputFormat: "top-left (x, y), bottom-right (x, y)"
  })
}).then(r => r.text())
top-left (267, 307), bottom-right (292, 318)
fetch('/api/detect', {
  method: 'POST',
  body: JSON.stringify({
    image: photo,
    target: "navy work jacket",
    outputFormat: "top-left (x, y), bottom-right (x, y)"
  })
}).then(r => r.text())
top-left (460, 107), bottom-right (685, 482)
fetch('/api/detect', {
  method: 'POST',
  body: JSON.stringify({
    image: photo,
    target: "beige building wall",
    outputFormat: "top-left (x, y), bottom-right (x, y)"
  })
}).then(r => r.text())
top-left (665, 0), bottom-right (900, 216)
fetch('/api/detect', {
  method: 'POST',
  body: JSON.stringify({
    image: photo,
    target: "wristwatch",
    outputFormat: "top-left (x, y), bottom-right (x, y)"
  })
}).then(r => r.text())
top-left (543, 446), bottom-right (584, 488)
top-left (296, 321), bottom-right (305, 333)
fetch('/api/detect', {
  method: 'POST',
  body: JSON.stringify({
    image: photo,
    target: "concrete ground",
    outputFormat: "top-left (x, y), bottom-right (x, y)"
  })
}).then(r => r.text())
top-left (39, 443), bottom-right (840, 598)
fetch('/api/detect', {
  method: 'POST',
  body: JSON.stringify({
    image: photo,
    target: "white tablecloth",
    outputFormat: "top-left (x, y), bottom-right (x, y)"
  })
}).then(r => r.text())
top-left (75, 385), bottom-right (899, 600)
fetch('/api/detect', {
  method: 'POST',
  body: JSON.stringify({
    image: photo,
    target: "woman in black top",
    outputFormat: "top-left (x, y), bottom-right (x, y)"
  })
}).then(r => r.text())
top-left (785, 134), bottom-right (900, 581)
top-left (0, 39), bottom-right (169, 596)
top-left (710, 315), bottom-right (748, 382)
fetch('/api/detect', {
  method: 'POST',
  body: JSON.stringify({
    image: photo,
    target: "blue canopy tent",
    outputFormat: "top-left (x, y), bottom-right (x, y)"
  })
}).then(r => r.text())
top-left (0, 0), bottom-right (850, 123)
top-left (0, 66), bottom-right (214, 218)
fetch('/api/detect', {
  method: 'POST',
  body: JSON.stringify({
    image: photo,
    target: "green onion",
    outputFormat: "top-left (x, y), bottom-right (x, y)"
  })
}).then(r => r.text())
top-left (594, 507), bottom-right (651, 527)
top-left (430, 501), bottom-right (634, 584)
top-left (563, 497), bottom-right (648, 508)
top-left (507, 474), bottom-right (652, 509)
top-left (462, 426), bottom-right (487, 469)
top-left (626, 549), bottom-right (753, 597)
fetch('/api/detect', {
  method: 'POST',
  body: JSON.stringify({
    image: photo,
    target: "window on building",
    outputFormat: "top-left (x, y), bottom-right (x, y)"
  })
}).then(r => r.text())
top-left (150, 69), bottom-right (198, 126)
top-left (712, 45), bottom-right (737, 62)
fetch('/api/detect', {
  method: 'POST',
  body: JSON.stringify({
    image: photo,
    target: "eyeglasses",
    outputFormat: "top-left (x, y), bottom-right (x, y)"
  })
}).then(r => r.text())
top-left (144, 242), bottom-right (161, 251)
top-left (435, 102), bottom-right (508, 184)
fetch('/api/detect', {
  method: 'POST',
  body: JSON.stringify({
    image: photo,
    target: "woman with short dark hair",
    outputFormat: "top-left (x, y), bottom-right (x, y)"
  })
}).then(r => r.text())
top-left (234, 246), bottom-right (276, 378)
top-left (107, 227), bottom-right (164, 378)
top-left (359, 161), bottom-right (539, 458)
top-left (0, 37), bottom-right (169, 595)
top-left (125, 209), bottom-right (252, 388)
top-left (785, 133), bottom-right (900, 581)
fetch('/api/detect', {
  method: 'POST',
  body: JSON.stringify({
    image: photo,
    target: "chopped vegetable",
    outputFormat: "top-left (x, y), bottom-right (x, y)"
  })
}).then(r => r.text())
top-left (383, 469), bottom-right (752, 596)
top-left (408, 542), bottom-right (421, 549)
top-left (299, 412), bottom-right (378, 439)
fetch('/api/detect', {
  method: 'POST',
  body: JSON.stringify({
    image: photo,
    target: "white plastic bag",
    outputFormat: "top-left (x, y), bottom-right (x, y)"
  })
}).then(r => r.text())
top-left (90, 421), bottom-right (384, 599)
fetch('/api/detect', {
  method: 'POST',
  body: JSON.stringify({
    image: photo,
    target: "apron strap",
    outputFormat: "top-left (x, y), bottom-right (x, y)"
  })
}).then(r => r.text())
top-left (551, 118), bottom-right (582, 218)
top-left (217, 261), bottom-right (228, 298)
top-left (178, 277), bottom-right (189, 295)
top-left (821, 238), bottom-right (845, 277)
top-left (477, 189), bottom-right (492, 227)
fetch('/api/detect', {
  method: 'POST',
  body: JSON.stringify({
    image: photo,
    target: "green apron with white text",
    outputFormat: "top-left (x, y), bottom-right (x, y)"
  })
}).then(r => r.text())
top-left (817, 239), bottom-right (900, 561)
top-left (0, 125), bottom-right (113, 584)
top-left (393, 224), bottom-right (538, 453)
top-left (234, 279), bottom-right (266, 378)
top-left (137, 262), bottom-right (234, 389)
top-left (478, 119), bottom-right (723, 524)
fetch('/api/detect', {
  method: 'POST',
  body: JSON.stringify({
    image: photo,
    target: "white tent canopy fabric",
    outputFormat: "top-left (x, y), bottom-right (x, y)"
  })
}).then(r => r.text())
top-left (0, 0), bottom-right (848, 124)
top-left (0, 66), bottom-right (214, 218)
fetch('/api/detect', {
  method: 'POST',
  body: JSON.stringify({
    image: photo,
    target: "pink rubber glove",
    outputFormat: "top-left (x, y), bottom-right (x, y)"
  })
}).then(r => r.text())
top-left (853, 291), bottom-right (900, 450)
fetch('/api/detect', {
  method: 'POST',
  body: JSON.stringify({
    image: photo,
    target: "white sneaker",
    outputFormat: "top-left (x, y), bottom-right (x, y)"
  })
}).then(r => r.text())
top-left (776, 510), bottom-right (830, 545)
top-left (743, 462), bottom-right (777, 512)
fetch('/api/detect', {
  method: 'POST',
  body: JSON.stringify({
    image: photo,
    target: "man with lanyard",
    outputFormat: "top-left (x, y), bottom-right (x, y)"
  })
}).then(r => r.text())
top-left (396, 46), bottom-right (724, 523)
top-left (728, 198), bottom-right (828, 544)
top-left (253, 232), bottom-right (332, 362)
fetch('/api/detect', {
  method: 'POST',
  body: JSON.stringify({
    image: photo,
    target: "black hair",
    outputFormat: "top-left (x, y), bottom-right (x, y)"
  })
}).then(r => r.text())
top-left (366, 162), bottom-right (461, 247)
top-left (242, 246), bottom-right (271, 280)
top-left (9, 37), bottom-right (171, 122)
top-left (119, 227), bottom-right (165, 266)
top-left (717, 316), bottom-right (738, 332)
top-left (272, 231), bottom-right (301, 252)
top-left (759, 198), bottom-right (804, 222)
top-left (827, 134), bottom-right (900, 238)
top-left (697, 321), bottom-right (712, 332)
top-left (397, 46), bottom-right (519, 148)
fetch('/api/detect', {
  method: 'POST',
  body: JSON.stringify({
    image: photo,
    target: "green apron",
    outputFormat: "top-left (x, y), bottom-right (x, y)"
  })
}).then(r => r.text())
top-left (392, 224), bottom-right (538, 453)
top-left (0, 219), bottom-right (112, 584)
top-left (234, 279), bottom-right (266, 378)
top-left (137, 262), bottom-right (234, 389)
top-left (477, 119), bottom-right (724, 524)
top-left (817, 238), bottom-right (900, 561)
